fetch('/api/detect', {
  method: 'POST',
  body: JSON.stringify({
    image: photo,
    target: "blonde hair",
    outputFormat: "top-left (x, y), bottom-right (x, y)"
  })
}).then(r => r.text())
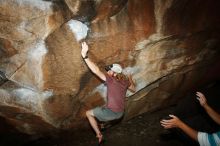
top-left (115, 73), bottom-right (128, 81)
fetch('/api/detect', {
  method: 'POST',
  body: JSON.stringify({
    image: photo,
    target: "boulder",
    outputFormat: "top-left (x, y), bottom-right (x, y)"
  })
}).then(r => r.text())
top-left (0, 0), bottom-right (220, 135)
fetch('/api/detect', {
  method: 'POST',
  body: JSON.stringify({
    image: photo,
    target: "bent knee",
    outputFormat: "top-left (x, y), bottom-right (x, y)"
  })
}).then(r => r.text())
top-left (86, 110), bottom-right (94, 117)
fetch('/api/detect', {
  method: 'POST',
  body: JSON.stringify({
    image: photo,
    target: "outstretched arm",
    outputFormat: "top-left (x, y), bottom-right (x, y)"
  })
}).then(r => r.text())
top-left (160, 115), bottom-right (198, 141)
top-left (127, 74), bottom-right (136, 93)
top-left (81, 42), bottom-right (106, 81)
top-left (196, 92), bottom-right (220, 125)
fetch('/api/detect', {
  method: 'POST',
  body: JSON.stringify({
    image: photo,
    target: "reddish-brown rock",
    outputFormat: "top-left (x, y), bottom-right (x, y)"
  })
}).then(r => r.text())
top-left (0, 0), bottom-right (220, 135)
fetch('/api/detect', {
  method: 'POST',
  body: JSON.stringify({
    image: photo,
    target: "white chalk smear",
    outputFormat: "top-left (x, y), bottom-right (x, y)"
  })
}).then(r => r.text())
top-left (11, 88), bottom-right (53, 110)
top-left (67, 20), bottom-right (89, 42)
top-left (17, 0), bottom-right (52, 11)
top-left (93, 84), bottom-right (107, 102)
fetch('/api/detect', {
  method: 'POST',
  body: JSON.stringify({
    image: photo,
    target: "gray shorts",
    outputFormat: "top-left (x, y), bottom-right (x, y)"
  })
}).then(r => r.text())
top-left (92, 107), bottom-right (123, 122)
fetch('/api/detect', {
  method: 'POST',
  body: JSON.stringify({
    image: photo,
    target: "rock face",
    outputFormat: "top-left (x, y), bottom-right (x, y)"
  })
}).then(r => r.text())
top-left (0, 0), bottom-right (220, 135)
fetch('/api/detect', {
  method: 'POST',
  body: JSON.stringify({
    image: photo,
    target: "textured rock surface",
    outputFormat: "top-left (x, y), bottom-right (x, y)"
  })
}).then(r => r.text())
top-left (0, 0), bottom-right (220, 135)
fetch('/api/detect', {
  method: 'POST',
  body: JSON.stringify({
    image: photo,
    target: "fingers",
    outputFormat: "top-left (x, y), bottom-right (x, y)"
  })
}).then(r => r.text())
top-left (160, 119), bottom-right (173, 124)
top-left (169, 114), bottom-right (176, 119)
top-left (196, 92), bottom-right (205, 99)
top-left (81, 42), bottom-right (87, 48)
top-left (160, 114), bottom-right (179, 129)
top-left (196, 91), bottom-right (207, 106)
top-left (196, 92), bottom-right (204, 100)
top-left (81, 41), bottom-right (88, 47)
top-left (196, 96), bottom-right (204, 102)
top-left (196, 92), bottom-right (202, 97)
top-left (160, 116), bottom-right (174, 124)
top-left (161, 123), bottom-right (173, 129)
top-left (81, 41), bottom-right (89, 53)
top-left (160, 120), bottom-right (174, 129)
top-left (81, 42), bottom-right (88, 57)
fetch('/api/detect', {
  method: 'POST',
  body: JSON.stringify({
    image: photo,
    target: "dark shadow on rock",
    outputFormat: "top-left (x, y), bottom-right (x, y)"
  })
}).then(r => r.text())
top-left (0, 70), bottom-right (8, 86)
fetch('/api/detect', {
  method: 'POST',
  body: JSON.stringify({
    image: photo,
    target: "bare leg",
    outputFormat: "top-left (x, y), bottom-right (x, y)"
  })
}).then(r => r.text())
top-left (86, 110), bottom-right (103, 143)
